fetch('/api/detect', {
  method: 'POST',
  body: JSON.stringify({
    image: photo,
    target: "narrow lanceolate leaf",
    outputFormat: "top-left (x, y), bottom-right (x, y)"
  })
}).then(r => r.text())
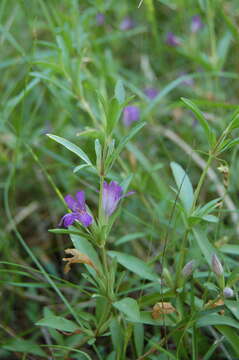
top-left (181, 98), bottom-right (215, 146)
top-left (170, 162), bottom-right (194, 213)
top-left (115, 79), bottom-right (125, 104)
top-left (47, 134), bottom-right (93, 166)
top-left (193, 228), bottom-right (216, 266)
top-left (108, 250), bottom-right (158, 281)
top-left (3, 339), bottom-right (47, 357)
top-left (36, 315), bottom-right (79, 332)
top-left (196, 314), bottom-right (239, 330)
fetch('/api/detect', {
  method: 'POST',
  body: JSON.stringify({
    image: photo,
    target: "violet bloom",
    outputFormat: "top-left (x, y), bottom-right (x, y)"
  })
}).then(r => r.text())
top-left (96, 13), bottom-right (105, 26)
top-left (166, 32), bottom-right (181, 47)
top-left (144, 87), bottom-right (158, 100)
top-left (123, 105), bottom-right (140, 127)
top-left (59, 191), bottom-right (93, 228)
top-left (180, 72), bottom-right (194, 86)
top-left (223, 287), bottom-right (234, 298)
top-left (119, 16), bottom-right (135, 31)
top-left (191, 15), bottom-right (203, 33)
top-left (102, 181), bottom-right (134, 216)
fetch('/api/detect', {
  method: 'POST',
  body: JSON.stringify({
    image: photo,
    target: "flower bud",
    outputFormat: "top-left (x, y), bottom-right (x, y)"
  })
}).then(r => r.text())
top-left (96, 13), bottom-right (105, 26)
top-left (223, 287), bottom-right (234, 298)
top-left (191, 15), bottom-right (203, 33)
top-left (211, 254), bottom-right (223, 276)
top-left (182, 260), bottom-right (194, 277)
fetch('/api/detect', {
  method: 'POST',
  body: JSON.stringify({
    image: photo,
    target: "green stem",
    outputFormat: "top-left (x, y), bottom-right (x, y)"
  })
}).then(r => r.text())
top-left (191, 152), bottom-right (214, 212)
top-left (206, 0), bottom-right (217, 67)
top-left (175, 228), bottom-right (190, 288)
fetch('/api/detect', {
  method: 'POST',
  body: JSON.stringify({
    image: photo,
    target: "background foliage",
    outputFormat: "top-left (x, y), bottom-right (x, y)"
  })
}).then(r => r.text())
top-left (1, 0), bottom-right (239, 359)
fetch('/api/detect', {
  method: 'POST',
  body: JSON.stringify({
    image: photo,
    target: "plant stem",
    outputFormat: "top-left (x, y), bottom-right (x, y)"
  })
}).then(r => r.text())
top-left (191, 152), bottom-right (214, 212)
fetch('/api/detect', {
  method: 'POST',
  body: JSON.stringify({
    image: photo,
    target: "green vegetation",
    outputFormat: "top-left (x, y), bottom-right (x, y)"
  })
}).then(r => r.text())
top-left (1, 0), bottom-right (239, 359)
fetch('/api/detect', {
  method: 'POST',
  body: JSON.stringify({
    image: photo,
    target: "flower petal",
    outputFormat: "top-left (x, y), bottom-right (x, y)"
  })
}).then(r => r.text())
top-left (123, 106), bottom-right (140, 127)
top-left (64, 195), bottom-right (78, 211)
top-left (103, 181), bottom-right (123, 216)
top-left (75, 191), bottom-right (86, 210)
top-left (76, 212), bottom-right (93, 227)
top-left (59, 213), bottom-right (77, 227)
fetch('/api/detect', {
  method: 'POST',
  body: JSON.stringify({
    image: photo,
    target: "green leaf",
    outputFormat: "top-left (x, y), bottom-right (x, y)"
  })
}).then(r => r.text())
top-left (220, 244), bottom-right (239, 255)
top-left (73, 164), bottom-right (91, 173)
top-left (137, 311), bottom-right (174, 326)
top-left (134, 323), bottom-right (144, 357)
top-left (70, 233), bottom-right (102, 272)
top-left (47, 134), bottom-right (93, 166)
top-left (107, 98), bottom-right (122, 134)
top-left (115, 79), bottom-right (125, 104)
top-left (106, 122), bottom-right (146, 170)
top-left (181, 98), bottom-right (215, 146)
top-left (225, 300), bottom-right (239, 320)
top-left (170, 162), bottom-right (194, 213)
top-left (36, 315), bottom-right (79, 332)
top-left (95, 139), bottom-right (102, 171)
top-left (109, 318), bottom-right (124, 356)
top-left (113, 297), bottom-right (140, 321)
top-left (3, 339), bottom-right (47, 357)
top-left (108, 251), bottom-right (158, 281)
top-left (220, 137), bottom-right (239, 153)
top-left (194, 198), bottom-right (221, 217)
top-left (193, 228), bottom-right (216, 266)
top-left (216, 325), bottom-right (239, 357)
top-left (115, 232), bottom-right (145, 246)
top-left (196, 314), bottom-right (239, 330)
top-left (202, 215), bottom-right (219, 223)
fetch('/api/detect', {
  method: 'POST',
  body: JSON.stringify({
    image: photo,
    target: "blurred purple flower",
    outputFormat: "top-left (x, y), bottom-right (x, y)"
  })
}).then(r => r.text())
top-left (144, 87), bottom-right (158, 100)
top-left (223, 287), bottom-right (234, 298)
top-left (59, 191), bottom-right (93, 227)
top-left (96, 13), bottom-right (105, 26)
top-left (103, 181), bottom-right (134, 216)
top-left (180, 72), bottom-right (194, 86)
top-left (120, 16), bottom-right (135, 31)
top-left (123, 105), bottom-right (140, 126)
top-left (166, 32), bottom-right (181, 47)
top-left (191, 15), bottom-right (203, 33)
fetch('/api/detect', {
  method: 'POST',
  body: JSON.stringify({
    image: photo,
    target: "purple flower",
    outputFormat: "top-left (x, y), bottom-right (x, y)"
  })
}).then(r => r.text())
top-left (191, 15), bottom-right (203, 33)
top-left (123, 106), bottom-right (140, 127)
top-left (180, 72), bottom-right (194, 86)
top-left (144, 87), bottom-right (158, 100)
top-left (59, 191), bottom-right (93, 228)
top-left (96, 13), bottom-right (105, 26)
top-left (119, 17), bottom-right (135, 31)
top-left (166, 32), bottom-right (181, 47)
top-left (223, 287), bottom-right (234, 298)
top-left (102, 181), bottom-right (134, 216)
